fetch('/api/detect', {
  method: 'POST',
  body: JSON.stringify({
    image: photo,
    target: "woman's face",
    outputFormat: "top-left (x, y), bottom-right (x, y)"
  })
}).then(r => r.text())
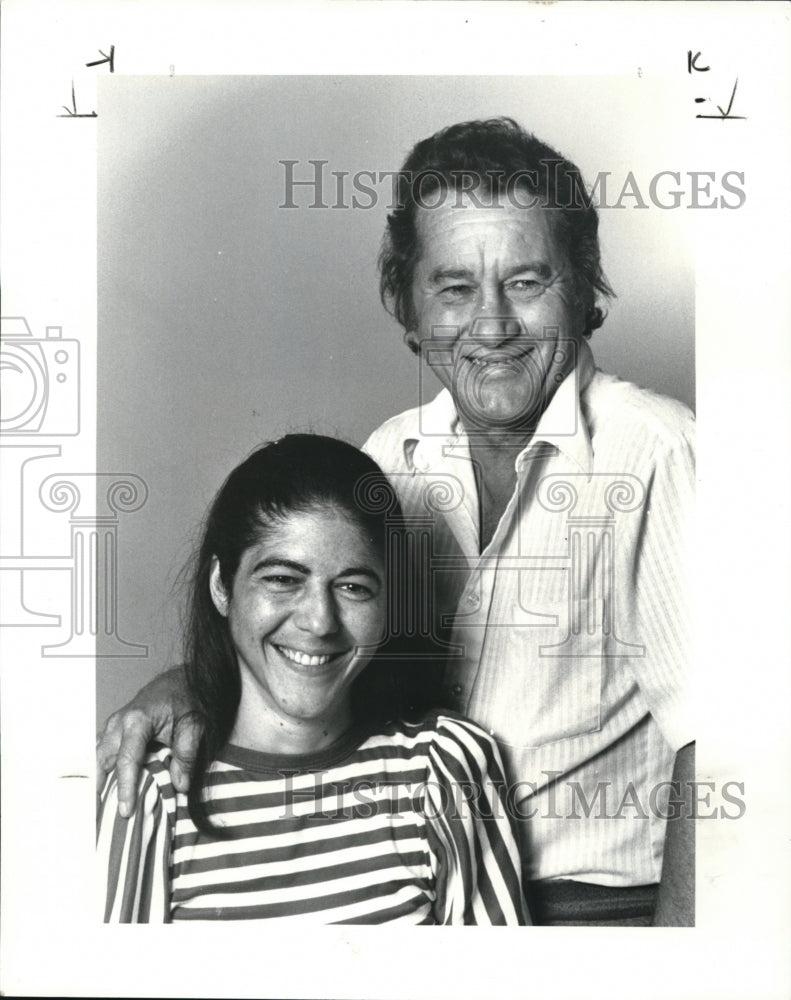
top-left (210, 505), bottom-right (386, 749)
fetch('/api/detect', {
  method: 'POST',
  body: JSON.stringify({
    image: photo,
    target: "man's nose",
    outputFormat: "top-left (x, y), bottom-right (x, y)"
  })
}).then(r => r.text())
top-left (293, 586), bottom-right (341, 636)
top-left (467, 314), bottom-right (525, 345)
top-left (466, 287), bottom-right (524, 342)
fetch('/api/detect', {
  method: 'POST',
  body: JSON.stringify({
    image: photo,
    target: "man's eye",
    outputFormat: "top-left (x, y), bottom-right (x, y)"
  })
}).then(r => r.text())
top-left (336, 581), bottom-right (376, 600)
top-left (507, 279), bottom-right (543, 296)
top-left (262, 574), bottom-right (300, 589)
top-left (439, 284), bottom-right (473, 299)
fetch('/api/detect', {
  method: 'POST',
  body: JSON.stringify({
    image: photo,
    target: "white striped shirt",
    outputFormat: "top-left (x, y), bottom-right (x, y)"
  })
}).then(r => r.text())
top-left (97, 713), bottom-right (528, 924)
top-left (363, 340), bottom-right (694, 886)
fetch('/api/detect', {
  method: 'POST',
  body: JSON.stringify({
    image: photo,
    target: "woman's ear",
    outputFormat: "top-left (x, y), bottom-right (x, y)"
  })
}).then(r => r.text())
top-left (209, 556), bottom-right (229, 617)
top-left (404, 330), bottom-right (421, 355)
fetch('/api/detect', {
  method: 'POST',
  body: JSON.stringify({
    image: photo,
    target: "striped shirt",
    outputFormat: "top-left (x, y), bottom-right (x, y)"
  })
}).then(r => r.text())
top-left (98, 712), bottom-right (528, 925)
top-left (363, 340), bottom-right (694, 887)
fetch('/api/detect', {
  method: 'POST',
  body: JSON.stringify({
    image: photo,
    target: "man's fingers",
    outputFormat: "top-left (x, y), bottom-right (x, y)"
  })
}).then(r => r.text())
top-left (170, 712), bottom-right (203, 793)
top-left (96, 748), bottom-right (118, 794)
top-left (114, 711), bottom-right (156, 817)
top-left (96, 749), bottom-right (117, 795)
top-left (96, 712), bottom-right (124, 794)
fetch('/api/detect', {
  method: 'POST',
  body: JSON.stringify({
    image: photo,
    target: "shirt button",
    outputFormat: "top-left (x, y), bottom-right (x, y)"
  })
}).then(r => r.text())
top-left (466, 593), bottom-right (480, 606)
top-left (452, 684), bottom-right (463, 696)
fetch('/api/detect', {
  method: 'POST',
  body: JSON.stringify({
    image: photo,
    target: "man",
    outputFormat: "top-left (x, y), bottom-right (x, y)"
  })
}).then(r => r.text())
top-left (97, 118), bottom-right (694, 926)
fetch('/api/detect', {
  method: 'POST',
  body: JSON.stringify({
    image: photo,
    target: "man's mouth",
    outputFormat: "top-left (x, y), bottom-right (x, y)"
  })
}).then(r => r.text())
top-left (465, 345), bottom-right (535, 368)
top-left (272, 643), bottom-right (344, 667)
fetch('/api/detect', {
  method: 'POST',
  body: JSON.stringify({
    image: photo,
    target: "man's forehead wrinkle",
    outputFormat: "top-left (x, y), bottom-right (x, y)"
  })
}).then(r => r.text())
top-left (427, 265), bottom-right (476, 284)
top-left (413, 200), bottom-right (573, 293)
top-left (421, 206), bottom-right (553, 246)
top-left (426, 258), bottom-right (552, 280)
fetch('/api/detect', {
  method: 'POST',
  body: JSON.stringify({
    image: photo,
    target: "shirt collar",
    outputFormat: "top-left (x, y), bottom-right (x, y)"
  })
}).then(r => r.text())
top-left (406, 339), bottom-right (595, 475)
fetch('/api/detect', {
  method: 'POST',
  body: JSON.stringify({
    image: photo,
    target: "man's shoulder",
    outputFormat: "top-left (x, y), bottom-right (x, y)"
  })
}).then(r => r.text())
top-left (585, 367), bottom-right (695, 452)
top-left (363, 402), bottom-right (428, 471)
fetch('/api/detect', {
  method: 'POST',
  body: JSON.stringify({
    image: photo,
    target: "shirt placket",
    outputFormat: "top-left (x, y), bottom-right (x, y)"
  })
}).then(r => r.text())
top-left (441, 448), bottom-right (533, 716)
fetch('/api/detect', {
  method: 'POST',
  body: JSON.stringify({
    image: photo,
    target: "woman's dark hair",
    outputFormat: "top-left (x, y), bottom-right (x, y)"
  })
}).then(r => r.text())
top-left (183, 433), bottom-right (404, 836)
top-left (379, 116), bottom-right (615, 342)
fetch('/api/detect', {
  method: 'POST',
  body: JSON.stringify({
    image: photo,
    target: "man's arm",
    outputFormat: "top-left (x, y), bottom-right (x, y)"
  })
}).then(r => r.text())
top-left (653, 741), bottom-right (695, 926)
top-left (96, 666), bottom-right (201, 817)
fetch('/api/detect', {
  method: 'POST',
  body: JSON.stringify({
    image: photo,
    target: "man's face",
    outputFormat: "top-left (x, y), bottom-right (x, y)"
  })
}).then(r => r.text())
top-left (408, 193), bottom-right (587, 433)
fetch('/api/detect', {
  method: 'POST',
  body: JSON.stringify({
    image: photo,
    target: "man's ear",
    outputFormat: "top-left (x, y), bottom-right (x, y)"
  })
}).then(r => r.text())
top-left (209, 556), bottom-right (229, 617)
top-left (404, 331), bottom-right (421, 355)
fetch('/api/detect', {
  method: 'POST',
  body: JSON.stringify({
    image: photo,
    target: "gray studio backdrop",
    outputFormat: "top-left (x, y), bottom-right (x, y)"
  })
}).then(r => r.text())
top-left (97, 75), bottom-right (694, 725)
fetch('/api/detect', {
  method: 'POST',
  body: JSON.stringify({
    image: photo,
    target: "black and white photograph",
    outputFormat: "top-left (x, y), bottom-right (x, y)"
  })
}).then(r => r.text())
top-left (1, 3), bottom-right (789, 998)
top-left (93, 73), bottom-right (698, 928)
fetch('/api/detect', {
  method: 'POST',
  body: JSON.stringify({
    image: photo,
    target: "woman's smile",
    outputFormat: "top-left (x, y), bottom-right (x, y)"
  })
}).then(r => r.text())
top-left (269, 642), bottom-right (348, 668)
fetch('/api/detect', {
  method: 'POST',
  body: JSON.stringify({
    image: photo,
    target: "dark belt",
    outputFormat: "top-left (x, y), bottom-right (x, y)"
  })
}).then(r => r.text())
top-left (526, 880), bottom-right (659, 926)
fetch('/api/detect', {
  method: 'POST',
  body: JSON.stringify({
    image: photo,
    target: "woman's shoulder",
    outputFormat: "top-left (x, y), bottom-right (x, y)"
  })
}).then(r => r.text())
top-left (143, 741), bottom-right (177, 776)
top-left (362, 710), bottom-right (503, 763)
top-left (393, 708), bottom-right (497, 739)
top-left (99, 742), bottom-right (179, 816)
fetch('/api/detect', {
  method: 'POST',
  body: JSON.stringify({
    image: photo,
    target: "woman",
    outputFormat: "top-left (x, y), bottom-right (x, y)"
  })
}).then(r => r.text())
top-left (97, 435), bottom-right (528, 925)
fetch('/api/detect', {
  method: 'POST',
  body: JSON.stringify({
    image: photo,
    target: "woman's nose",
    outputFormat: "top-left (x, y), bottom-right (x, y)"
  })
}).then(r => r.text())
top-left (293, 586), bottom-right (340, 636)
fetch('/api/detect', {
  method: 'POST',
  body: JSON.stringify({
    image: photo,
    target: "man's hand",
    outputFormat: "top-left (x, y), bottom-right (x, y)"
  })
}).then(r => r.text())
top-left (96, 666), bottom-right (201, 817)
top-left (653, 741), bottom-right (695, 926)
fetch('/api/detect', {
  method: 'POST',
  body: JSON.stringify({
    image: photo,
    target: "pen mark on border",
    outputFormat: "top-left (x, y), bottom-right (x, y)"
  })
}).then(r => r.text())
top-left (56, 45), bottom-right (115, 118)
